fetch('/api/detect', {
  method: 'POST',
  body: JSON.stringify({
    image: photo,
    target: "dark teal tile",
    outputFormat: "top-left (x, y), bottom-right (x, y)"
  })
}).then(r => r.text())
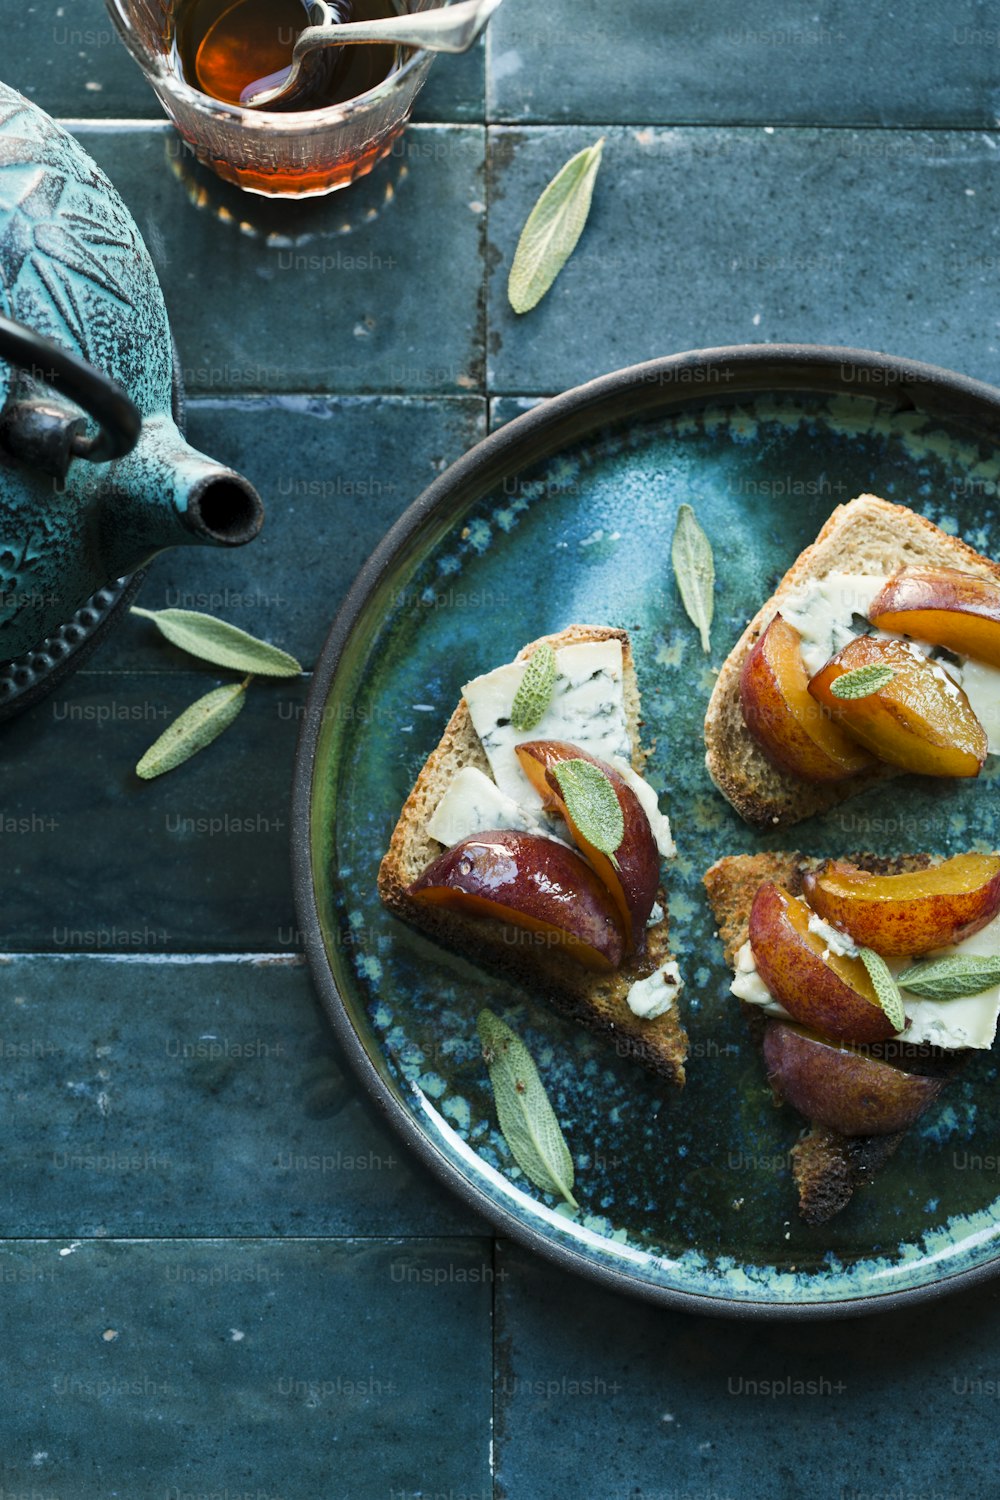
top-left (488, 0), bottom-right (1000, 127)
top-left (0, 955), bottom-right (484, 1235)
top-left (0, 1237), bottom-right (493, 1498)
top-left (494, 1239), bottom-right (1000, 1500)
top-left (487, 125), bottom-right (1000, 396)
top-left (0, 672), bottom-right (301, 951)
top-left (413, 32), bottom-right (486, 123)
top-left (4, 0), bottom-right (482, 123)
top-left (74, 123), bottom-right (485, 396)
top-left (92, 395), bottom-right (484, 672)
top-left (4, 0), bottom-right (157, 119)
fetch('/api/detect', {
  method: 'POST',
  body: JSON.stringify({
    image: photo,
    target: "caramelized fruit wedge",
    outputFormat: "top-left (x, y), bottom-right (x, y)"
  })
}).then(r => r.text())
top-left (739, 614), bottom-right (875, 781)
top-left (749, 881), bottom-right (902, 1043)
top-left (515, 740), bottom-right (659, 952)
top-left (868, 565), bottom-right (1000, 667)
top-left (763, 1020), bottom-right (945, 1137)
top-left (803, 853), bottom-right (1000, 956)
top-left (808, 634), bottom-right (987, 777)
top-left (408, 829), bottom-right (625, 971)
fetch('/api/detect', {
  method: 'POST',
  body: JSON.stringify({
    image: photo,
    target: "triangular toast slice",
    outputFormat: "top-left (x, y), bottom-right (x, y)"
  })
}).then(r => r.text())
top-left (704, 850), bottom-right (965, 1223)
top-left (378, 624), bottom-right (688, 1086)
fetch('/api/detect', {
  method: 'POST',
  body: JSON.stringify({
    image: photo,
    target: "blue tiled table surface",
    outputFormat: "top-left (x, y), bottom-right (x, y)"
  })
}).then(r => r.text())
top-left (5, 4), bottom-right (1000, 1497)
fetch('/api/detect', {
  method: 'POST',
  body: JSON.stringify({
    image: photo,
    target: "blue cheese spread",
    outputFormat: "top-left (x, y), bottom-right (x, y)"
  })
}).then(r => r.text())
top-left (426, 639), bottom-right (675, 867)
top-left (462, 639), bottom-right (631, 807)
top-left (425, 766), bottom-right (560, 846)
top-left (806, 911), bottom-right (860, 959)
top-left (951, 657), bottom-right (1000, 755)
top-left (778, 572), bottom-right (889, 677)
top-left (626, 961), bottom-right (683, 1019)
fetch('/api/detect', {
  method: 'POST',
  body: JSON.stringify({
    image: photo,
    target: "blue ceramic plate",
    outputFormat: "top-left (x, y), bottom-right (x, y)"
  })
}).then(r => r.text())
top-left (292, 345), bottom-right (1000, 1318)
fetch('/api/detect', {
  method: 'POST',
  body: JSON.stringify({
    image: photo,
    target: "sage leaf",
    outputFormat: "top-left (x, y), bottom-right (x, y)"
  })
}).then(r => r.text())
top-left (898, 953), bottom-right (1000, 1000)
top-left (859, 948), bottom-right (906, 1032)
top-left (830, 664), bottom-right (895, 700)
top-left (477, 1009), bottom-right (578, 1207)
top-left (135, 682), bottom-right (248, 780)
top-left (511, 642), bottom-right (557, 731)
top-left (552, 757), bottom-right (624, 865)
top-left (132, 607), bottom-right (301, 678)
top-left (671, 503), bottom-right (714, 654)
top-left (507, 138), bottom-right (604, 314)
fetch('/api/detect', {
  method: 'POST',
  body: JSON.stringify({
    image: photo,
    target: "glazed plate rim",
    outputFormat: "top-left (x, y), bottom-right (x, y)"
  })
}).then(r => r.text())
top-left (291, 342), bottom-right (1000, 1320)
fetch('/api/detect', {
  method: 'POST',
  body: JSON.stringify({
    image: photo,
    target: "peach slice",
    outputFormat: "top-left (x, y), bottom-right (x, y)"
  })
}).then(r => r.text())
top-left (868, 566), bottom-right (1000, 667)
top-left (763, 1020), bottom-right (945, 1137)
top-left (515, 740), bottom-right (659, 953)
top-left (808, 634), bottom-right (987, 777)
top-left (749, 881), bottom-right (902, 1043)
top-left (408, 829), bottom-right (625, 971)
top-left (803, 854), bottom-right (1000, 956)
top-left (739, 614), bottom-right (875, 781)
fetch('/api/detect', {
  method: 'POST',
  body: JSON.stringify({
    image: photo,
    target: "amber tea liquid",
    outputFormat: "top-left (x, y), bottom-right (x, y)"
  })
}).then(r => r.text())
top-left (173, 0), bottom-right (404, 110)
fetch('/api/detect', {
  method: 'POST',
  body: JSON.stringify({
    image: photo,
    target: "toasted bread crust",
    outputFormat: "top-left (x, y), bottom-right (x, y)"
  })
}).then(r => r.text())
top-left (703, 849), bottom-right (942, 1223)
top-left (704, 495), bottom-right (1000, 829)
top-left (377, 625), bottom-right (687, 1086)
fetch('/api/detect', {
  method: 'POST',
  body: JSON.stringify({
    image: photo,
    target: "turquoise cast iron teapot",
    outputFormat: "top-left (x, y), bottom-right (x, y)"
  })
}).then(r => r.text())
top-left (0, 82), bottom-right (263, 703)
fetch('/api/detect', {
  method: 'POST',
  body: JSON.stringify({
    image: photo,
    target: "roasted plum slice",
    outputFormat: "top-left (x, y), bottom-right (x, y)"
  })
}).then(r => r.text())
top-left (740, 613), bottom-right (875, 781)
top-left (808, 634), bottom-right (987, 778)
top-left (868, 565), bottom-right (1000, 667)
top-left (803, 854), bottom-right (1000, 956)
top-left (408, 829), bottom-right (626, 971)
top-left (763, 1020), bottom-right (945, 1137)
top-left (749, 880), bottom-right (902, 1044)
top-left (516, 740), bottom-right (659, 952)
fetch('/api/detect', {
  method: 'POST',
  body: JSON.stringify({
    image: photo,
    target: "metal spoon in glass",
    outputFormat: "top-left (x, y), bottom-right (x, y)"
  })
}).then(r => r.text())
top-left (240, 0), bottom-right (505, 110)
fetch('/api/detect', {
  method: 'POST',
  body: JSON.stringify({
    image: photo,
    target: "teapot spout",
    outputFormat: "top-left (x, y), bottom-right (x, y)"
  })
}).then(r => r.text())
top-left (97, 414), bottom-right (264, 574)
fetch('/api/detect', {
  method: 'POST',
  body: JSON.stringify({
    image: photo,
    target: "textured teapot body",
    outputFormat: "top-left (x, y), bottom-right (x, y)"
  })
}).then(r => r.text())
top-left (0, 84), bottom-right (261, 662)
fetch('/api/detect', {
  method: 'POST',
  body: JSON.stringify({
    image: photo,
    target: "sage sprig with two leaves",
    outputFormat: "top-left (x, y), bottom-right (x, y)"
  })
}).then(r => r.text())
top-left (478, 1009), bottom-right (578, 1208)
top-left (131, 606), bottom-right (302, 779)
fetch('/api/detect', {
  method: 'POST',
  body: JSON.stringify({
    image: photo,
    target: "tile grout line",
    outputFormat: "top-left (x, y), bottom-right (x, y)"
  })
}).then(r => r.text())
top-left (482, 116), bottom-right (493, 416)
top-left (485, 117), bottom-right (1000, 134)
top-left (0, 1233), bottom-right (494, 1243)
top-left (61, 116), bottom-right (1000, 136)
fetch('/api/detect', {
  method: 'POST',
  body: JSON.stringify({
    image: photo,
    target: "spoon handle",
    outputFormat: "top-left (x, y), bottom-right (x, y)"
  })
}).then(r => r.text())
top-left (298, 0), bottom-right (504, 54)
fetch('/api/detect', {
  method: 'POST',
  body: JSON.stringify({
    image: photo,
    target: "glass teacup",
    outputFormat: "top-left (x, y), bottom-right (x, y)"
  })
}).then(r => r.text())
top-left (105, 0), bottom-right (442, 197)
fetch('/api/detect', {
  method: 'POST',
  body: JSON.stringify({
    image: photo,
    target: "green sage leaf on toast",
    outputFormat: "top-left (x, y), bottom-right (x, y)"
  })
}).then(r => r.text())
top-left (136, 681), bottom-right (248, 780)
top-left (897, 953), bottom-right (1000, 1000)
top-left (829, 664), bottom-right (896, 700)
top-left (511, 642), bottom-right (558, 731)
top-left (477, 1009), bottom-right (578, 1207)
top-left (859, 947), bottom-right (906, 1031)
top-left (132, 607), bottom-right (301, 677)
top-left (552, 758), bottom-right (624, 866)
top-left (507, 138), bottom-right (605, 314)
top-left (671, 503), bottom-right (714, 654)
